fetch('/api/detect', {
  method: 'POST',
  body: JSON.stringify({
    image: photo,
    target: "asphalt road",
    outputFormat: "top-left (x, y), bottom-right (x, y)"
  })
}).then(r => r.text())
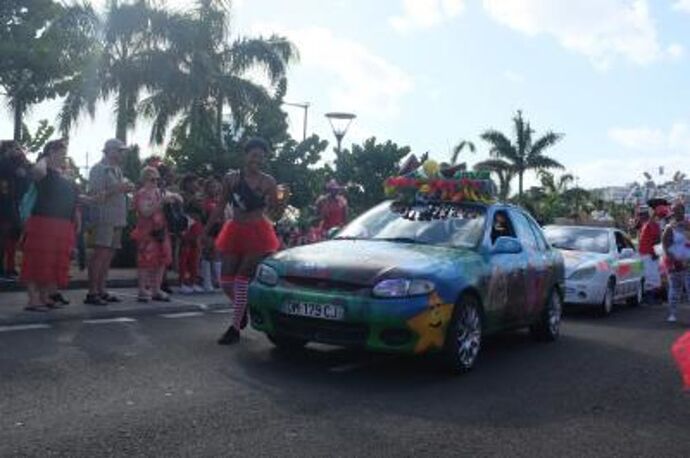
top-left (1, 305), bottom-right (689, 457)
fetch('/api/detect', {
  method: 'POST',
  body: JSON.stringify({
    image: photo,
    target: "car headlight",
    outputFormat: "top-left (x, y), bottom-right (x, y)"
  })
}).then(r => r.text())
top-left (569, 266), bottom-right (596, 281)
top-left (372, 279), bottom-right (435, 298)
top-left (256, 264), bottom-right (279, 286)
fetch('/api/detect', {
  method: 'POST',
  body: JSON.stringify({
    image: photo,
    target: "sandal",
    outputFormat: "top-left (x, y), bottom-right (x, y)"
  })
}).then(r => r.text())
top-left (84, 293), bottom-right (108, 306)
top-left (100, 293), bottom-right (122, 303)
top-left (152, 293), bottom-right (171, 302)
top-left (49, 293), bottom-right (70, 305)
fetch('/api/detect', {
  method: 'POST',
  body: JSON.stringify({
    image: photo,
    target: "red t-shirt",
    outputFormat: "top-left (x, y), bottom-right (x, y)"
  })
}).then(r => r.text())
top-left (318, 195), bottom-right (347, 230)
top-left (639, 220), bottom-right (660, 256)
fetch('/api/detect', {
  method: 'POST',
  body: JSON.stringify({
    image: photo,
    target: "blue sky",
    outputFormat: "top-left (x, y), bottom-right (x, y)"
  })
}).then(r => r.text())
top-left (3, 0), bottom-right (690, 188)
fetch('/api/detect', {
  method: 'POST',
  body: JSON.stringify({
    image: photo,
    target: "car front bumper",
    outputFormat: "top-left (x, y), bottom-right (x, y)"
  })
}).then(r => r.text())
top-left (564, 279), bottom-right (607, 306)
top-left (248, 282), bottom-right (453, 355)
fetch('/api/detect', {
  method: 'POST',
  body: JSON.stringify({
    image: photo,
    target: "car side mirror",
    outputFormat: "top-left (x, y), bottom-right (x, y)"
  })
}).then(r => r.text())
top-left (326, 227), bottom-right (341, 240)
top-left (492, 236), bottom-right (523, 254)
top-left (620, 248), bottom-right (635, 259)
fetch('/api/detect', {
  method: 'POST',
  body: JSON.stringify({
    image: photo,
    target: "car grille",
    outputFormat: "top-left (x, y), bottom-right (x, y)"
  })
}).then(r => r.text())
top-left (272, 313), bottom-right (369, 346)
top-left (282, 276), bottom-right (367, 292)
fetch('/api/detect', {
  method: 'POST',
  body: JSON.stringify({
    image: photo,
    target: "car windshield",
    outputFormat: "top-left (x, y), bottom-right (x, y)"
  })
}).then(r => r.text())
top-left (543, 226), bottom-right (610, 254)
top-left (336, 201), bottom-right (486, 249)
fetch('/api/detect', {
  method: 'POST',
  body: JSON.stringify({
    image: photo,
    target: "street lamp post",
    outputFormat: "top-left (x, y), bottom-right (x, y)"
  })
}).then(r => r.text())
top-left (283, 102), bottom-right (310, 142)
top-left (325, 112), bottom-right (356, 155)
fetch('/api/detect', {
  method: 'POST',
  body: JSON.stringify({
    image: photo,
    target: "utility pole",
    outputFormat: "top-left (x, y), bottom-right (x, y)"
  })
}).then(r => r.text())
top-left (283, 102), bottom-right (310, 141)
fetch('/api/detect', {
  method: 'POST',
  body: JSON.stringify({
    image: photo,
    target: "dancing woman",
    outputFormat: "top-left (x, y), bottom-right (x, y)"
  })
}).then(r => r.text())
top-left (206, 138), bottom-right (289, 345)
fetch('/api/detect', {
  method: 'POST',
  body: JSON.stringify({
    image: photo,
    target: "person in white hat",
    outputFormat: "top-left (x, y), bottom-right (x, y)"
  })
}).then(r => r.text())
top-left (84, 139), bottom-right (134, 306)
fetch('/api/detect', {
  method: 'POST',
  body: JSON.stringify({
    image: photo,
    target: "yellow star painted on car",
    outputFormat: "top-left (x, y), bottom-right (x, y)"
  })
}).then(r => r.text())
top-left (407, 292), bottom-right (454, 354)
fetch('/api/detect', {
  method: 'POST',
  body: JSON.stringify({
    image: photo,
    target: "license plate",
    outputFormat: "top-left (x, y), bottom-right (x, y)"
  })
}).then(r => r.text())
top-left (282, 302), bottom-right (345, 321)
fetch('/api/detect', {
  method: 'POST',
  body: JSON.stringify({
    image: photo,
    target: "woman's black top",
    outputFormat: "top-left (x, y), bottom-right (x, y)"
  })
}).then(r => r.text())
top-left (33, 169), bottom-right (78, 221)
top-left (230, 172), bottom-right (266, 212)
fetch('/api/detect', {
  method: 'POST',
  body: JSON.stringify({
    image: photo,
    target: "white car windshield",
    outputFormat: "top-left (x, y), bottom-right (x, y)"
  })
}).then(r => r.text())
top-left (544, 226), bottom-right (610, 254)
top-left (336, 201), bottom-right (487, 248)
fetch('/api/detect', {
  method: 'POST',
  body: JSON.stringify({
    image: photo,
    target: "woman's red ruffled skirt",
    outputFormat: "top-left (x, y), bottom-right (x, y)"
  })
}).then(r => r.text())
top-left (215, 218), bottom-right (280, 256)
top-left (20, 215), bottom-right (75, 287)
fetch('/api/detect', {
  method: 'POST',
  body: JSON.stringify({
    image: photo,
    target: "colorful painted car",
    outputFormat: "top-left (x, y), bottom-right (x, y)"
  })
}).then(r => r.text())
top-left (249, 201), bottom-right (565, 373)
top-left (543, 225), bottom-right (644, 315)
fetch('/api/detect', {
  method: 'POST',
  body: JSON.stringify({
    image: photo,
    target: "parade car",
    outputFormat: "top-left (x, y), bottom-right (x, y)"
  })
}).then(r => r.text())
top-left (249, 198), bottom-right (565, 373)
top-left (543, 225), bottom-right (644, 315)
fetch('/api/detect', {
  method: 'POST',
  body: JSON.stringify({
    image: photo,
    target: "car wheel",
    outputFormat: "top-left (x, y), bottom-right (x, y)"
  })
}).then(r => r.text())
top-left (600, 280), bottom-right (615, 316)
top-left (530, 288), bottom-right (562, 341)
top-left (440, 295), bottom-right (482, 374)
top-left (268, 333), bottom-right (308, 350)
top-left (626, 279), bottom-right (644, 307)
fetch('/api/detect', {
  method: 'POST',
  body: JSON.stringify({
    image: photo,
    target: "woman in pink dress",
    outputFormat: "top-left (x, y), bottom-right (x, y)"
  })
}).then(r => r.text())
top-left (130, 166), bottom-right (177, 302)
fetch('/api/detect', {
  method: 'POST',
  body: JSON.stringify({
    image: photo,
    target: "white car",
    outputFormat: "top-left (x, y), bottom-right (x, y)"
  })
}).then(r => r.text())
top-left (543, 225), bottom-right (644, 315)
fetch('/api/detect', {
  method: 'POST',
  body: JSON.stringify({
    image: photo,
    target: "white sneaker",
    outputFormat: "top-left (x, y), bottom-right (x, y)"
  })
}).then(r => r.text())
top-left (180, 285), bottom-right (194, 294)
top-left (192, 284), bottom-right (205, 293)
top-left (667, 314), bottom-right (677, 323)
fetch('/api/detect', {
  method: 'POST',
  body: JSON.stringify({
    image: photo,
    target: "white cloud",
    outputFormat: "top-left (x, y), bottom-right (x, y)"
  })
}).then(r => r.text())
top-left (672, 0), bottom-right (690, 13)
top-left (482, 0), bottom-right (676, 68)
top-left (252, 24), bottom-right (413, 121)
top-left (609, 122), bottom-right (690, 151)
top-left (503, 70), bottom-right (525, 83)
top-left (390, 0), bottom-right (466, 31)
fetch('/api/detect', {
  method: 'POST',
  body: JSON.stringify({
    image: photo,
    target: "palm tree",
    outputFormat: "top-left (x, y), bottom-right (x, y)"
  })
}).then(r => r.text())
top-left (1, 1), bottom-right (98, 140)
top-left (140, 0), bottom-right (298, 150)
top-left (451, 139), bottom-right (475, 165)
top-left (538, 170), bottom-right (573, 195)
top-left (60, 0), bottom-right (172, 142)
top-left (481, 110), bottom-right (564, 200)
top-left (474, 159), bottom-right (515, 201)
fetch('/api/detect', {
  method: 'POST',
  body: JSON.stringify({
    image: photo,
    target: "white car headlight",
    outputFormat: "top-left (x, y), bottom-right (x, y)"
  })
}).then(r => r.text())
top-left (569, 266), bottom-right (596, 281)
top-left (256, 264), bottom-right (279, 286)
top-left (372, 279), bottom-right (435, 298)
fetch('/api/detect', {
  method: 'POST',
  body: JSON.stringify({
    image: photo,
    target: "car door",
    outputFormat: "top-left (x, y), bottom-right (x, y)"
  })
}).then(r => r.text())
top-left (510, 209), bottom-right (547, 322)
top-left (613, 230), bottom-right (640, 298)
top-left (484, 208), bottom-right (527, 328)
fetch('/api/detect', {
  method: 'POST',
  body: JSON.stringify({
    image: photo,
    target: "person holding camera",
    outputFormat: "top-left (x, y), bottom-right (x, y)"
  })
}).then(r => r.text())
top-left (130, 166), bottom-right (180, 303)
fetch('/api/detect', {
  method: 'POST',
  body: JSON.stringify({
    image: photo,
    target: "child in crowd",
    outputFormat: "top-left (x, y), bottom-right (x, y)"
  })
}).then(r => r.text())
top-left (201, 177), bottom-right (223, 292)
top-left (179, 174), bottom-right (204, 293)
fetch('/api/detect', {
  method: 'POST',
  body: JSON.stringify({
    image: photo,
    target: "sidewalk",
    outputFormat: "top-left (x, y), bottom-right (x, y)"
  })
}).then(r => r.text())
top-left (0, 287), bottom-right (230, 326)
top-left (0, 267), bottom-right (139, 292)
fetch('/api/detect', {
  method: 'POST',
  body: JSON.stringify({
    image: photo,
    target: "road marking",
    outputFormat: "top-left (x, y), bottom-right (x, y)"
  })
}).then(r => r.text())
top-left (211, 309), bottom-right (233, 314)
top-left (160, 312), bottom-right (205, 319)
top-left (83, 317), bottom-right (137, 324)
top-left (0, 324), bottom-right (51, 333)
top-left (329, 362), bottom-right (367, 373)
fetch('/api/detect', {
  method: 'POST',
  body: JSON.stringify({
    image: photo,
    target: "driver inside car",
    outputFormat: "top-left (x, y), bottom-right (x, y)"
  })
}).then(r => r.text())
top-left (491, 212), bottom-right (513, 244)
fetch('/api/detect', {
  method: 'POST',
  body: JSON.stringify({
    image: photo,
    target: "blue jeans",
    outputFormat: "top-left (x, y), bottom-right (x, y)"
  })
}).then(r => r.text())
top-left (667, 270), bottom-right (690, 315)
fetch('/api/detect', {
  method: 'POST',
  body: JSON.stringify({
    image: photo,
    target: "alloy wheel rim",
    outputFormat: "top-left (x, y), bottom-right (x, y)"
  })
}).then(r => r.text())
top-left (457, 306), bottom-right (481, 367)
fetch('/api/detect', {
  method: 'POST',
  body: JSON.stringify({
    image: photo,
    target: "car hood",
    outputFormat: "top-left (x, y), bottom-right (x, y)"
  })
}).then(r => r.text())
top-left (560, 250), bottom-right (608, 277)
top-left (268, 239), bottom-right (478, 286)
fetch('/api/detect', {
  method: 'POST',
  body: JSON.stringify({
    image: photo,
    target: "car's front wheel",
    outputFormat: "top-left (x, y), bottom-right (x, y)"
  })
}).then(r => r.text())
top-left (440, 295), bottom-right (483, 374)
top-left (268, 333), bottom-right (308, 350)
top-left (530, 288), bottom-right (562, 341)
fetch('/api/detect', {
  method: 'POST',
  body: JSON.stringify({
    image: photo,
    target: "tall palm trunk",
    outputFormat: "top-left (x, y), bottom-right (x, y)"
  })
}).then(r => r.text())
top-left (13, 100), bottom-right (24, 141)
top-left (115, 88), bottom-right (129, 143)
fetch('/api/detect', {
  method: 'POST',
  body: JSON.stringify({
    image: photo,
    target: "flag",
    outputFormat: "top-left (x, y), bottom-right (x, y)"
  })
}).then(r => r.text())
top-left (671, 332), bottom-right (690, 390)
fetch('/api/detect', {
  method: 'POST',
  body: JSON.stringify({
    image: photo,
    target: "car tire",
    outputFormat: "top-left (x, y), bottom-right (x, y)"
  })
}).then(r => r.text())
top-left (626, 279), bottom-right (644, 307)
top-left (440, 294), bottom-right (483, 374)
top-left (268, 333), bottom-right (308, 350)
top-left (600, 280), bottom-right (615, 316)
top-left (530, 288), bottom-right (562, 342)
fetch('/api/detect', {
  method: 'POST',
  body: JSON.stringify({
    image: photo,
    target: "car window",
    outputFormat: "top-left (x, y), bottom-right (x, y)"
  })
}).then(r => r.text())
top-left (490, 210), bottom-right (517, 245)
top-left (337, 201), bottom-right (487, 248)
top-left (543, 226), bottom-right (610, 254)
top-left (510, 210), bottom-right (539, 251)
top-left (525, 213), bottom-right (549, 252)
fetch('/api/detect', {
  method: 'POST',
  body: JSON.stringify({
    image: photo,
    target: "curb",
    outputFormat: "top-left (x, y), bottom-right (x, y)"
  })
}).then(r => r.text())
top-left (0, 300), bottom-right (231, 327)
top-left (0, 278), bottom-right (138, 293)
